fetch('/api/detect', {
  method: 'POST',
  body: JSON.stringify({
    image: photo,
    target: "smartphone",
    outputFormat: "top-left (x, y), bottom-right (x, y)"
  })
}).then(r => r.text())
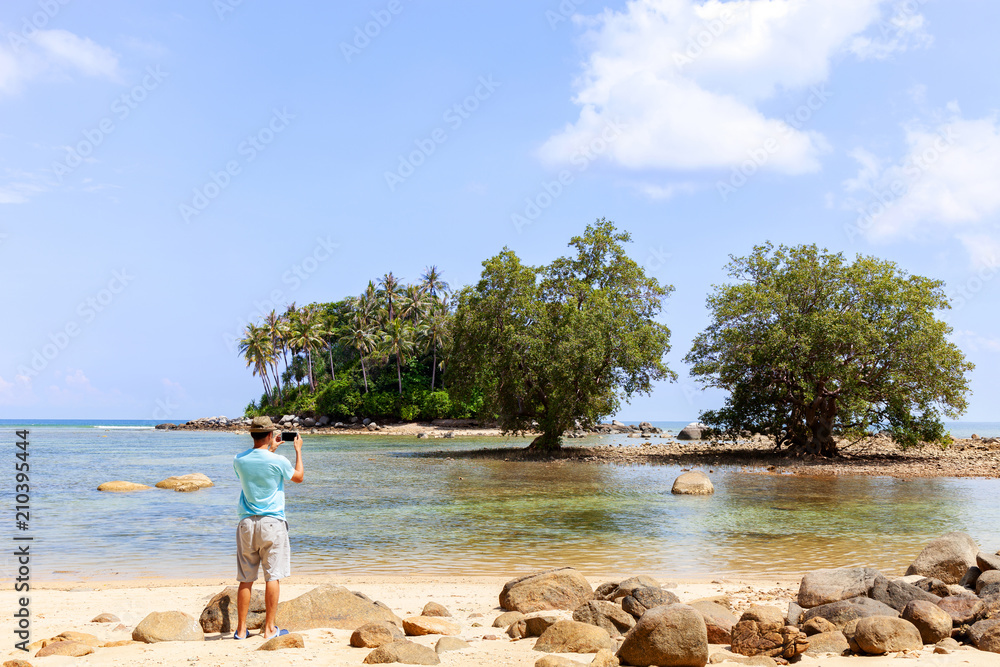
top-left (281, 431), bottom-right (298, 442)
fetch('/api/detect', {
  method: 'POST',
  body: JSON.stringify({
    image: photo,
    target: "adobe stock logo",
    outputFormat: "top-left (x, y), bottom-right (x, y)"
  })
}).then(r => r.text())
top-left (18, 269), bottom-right (134, 378)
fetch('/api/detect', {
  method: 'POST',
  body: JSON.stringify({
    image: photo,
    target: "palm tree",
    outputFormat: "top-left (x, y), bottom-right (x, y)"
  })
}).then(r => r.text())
top-left (382, 316), bottom-right (415, 395)
top-left (264, 310), bottom-right (284, 400)
top-left (400, 284), bottom-right (427, 323)
top-left (287, 306), bottom-right (325, 391)
top-left (421, 265), bottom-right (450, 298)
top-left (377, 272), bottom-right (403, 323)
top-left (239, 324), bottom-right (274, 403)
top-left (419, 297), bottom-right (450, 389)
top-left (342, 310), bottom-right (377, 393)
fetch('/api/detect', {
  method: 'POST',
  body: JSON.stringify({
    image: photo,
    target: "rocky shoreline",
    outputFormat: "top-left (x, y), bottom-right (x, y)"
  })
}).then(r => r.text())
top-left (154, 416), bottom-right (1000, 479)
top-left (16, 532), bottom-right (1000, 666)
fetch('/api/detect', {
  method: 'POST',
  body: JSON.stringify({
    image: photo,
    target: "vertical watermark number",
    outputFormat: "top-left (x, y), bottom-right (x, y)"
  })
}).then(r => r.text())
top-left (13, 429), bottom-right (31, 651)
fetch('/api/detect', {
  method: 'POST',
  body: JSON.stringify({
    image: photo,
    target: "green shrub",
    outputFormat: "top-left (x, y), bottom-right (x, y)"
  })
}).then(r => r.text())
top-left (360, 391), bottom-right (400, 419)
top-left (316, 379), bottom-right (362, 419)
top-left (400, 404), bottom-right (421, 421)
top-left (421, 391), bottom-right (451, 419)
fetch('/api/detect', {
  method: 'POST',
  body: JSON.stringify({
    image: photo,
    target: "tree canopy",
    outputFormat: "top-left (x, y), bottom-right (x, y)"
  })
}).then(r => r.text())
top-left (685, 243), bottom-right (974, 456)
top-left (448, 219), bottom-right (675, 450)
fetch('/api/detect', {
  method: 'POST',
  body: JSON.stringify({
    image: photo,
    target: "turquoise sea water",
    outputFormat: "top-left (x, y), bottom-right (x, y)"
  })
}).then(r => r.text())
top-left (1, 420), bottom-right (998, 582)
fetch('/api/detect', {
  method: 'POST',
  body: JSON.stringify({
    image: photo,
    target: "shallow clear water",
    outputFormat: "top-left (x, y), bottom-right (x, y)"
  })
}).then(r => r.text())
top-left (2, 422), bottom-right (999, 581)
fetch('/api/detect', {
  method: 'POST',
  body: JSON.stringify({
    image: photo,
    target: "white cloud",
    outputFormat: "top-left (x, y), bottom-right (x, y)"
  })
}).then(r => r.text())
top-left (0, 29), bottom-right (120, 95)
top-left (32, 30), bottom-right (120, 80)
top-left (541, 0), bottom-right (918, 174)
top-left (632, 181), bottom-right (697, 200)
top-left (845, 107), bottom-right (1000, 262)
top-left (849, 0), bottom-right (933, 60)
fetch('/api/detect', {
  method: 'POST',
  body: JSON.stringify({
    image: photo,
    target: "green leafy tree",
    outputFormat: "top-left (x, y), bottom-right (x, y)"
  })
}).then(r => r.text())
top-left (685, 243), bottom-right (974, 457)
top-left (449, 219), bottom-right (675, 450)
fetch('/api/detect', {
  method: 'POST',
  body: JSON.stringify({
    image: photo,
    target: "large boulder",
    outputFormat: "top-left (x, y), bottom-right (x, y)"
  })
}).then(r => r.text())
top-left (671, 472), bottom-right (714, 495)
top-left (623, 588), bottom-right (682, 618)
top-left (363, 639), bottom-right (440, 664)
top-left (688, 601), bottom-right (738, 644)
top-left (617, 604), bottom-right (709, 667)
top-left (796, 568), bottom-right (879, 608)
top-left (97, 481), bottom-right (151, 492)
top-left (677, 423), bottom-right (707, 440)
top-left (730, 606), bottom-right (808, 659)
top-left (351, 621), bottom-right (404, 648)
top-left (402, 616), bottom-right (461, 636)
top-left (573, 600), bottom-right (636, 636)
top-left (901, 600), bottom-right (952, 644)
top-left (799, 596), bottom-right (898, 629)
top-left (802, 631), bottom-right (849, 656)
top-left (905, 532), bottom-right (979, 584)
top-left (155, 473), bottom-right (214, 491)
top-left (937, 595), bottom-right (983, 625)
top-left (853, 617), bottom-right (922, 654)
top-left (199, 586), bottom-right (266, 633)
top-left (970, 618), bottom-right (1000, 653)
top-left (978, 570), bottom-right (1000, 596)
top-left (500, 568), bottom-right (594, 613)
top-left (611, 575), bottom-right (662, 600)
top-left (868, 574), bottom-right (940, 611)
top-left (978, 552), bottom-right (1000, 572)
top-left (534, 620), bottom-right (613, 653)
top-left (132, 611), bottom-right (205, 643)
top-left (275, 585), bottom-right (401, 631)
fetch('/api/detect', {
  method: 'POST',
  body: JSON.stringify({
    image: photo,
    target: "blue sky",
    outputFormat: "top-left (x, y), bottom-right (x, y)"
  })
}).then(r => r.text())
top-left (1, 0), bottom-right (998, 421)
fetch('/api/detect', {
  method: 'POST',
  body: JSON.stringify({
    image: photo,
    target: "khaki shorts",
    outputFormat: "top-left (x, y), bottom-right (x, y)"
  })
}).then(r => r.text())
top-left (236, 516), bottom-right (290, 582)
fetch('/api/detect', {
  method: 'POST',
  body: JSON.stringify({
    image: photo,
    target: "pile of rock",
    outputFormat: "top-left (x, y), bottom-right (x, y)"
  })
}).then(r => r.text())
top-left (591, 420), bottom-right (666, 438)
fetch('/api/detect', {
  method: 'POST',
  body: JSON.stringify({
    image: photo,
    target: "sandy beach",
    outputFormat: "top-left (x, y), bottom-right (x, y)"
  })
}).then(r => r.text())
top-left (6, 572), bottom-right (1000, 666)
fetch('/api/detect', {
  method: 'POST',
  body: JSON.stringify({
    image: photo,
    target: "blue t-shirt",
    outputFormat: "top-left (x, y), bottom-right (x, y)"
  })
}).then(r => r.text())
top-left (233, 447), bottom-right (295, 520)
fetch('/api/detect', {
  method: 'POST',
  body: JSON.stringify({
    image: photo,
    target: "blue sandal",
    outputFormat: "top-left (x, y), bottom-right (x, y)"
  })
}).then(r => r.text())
top-left (233, 630), bottom-right (249, 640)
top-left (263, 628), bottom-right (289, 639)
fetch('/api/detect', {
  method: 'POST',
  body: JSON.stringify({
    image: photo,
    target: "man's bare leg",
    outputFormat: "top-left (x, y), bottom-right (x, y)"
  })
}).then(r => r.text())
top-left (264, 579), bottom-right (280, 636)
top-left (235, 581), bottom-right (253, 638)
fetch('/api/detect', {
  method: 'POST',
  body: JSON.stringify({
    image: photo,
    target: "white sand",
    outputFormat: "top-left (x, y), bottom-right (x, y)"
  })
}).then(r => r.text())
top-left (3, 574), bottom-right (1000, 666)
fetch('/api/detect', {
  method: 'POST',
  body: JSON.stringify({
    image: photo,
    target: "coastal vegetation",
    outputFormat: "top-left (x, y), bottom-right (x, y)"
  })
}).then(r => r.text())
top-left (238, 226), bottom-right (974, 456)
top-left (685, 243), bottom-right (974, 457)
top-left (448, 220), bottom-right (675, 451)
top-left (239, 266), bottom-right (482, 423)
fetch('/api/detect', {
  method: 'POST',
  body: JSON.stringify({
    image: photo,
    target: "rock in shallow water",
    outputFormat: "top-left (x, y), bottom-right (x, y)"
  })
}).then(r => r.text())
top-left (671, 471), bottom-right (714, 495)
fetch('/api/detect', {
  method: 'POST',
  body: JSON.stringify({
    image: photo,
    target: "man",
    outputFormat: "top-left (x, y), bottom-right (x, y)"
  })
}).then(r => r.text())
top-left (232, 415), bottom-right (304, 640)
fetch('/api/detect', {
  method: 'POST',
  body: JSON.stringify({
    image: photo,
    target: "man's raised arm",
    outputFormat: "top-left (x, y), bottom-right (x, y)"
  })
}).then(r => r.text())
top-left (290, 435), bottom-right (304, 483)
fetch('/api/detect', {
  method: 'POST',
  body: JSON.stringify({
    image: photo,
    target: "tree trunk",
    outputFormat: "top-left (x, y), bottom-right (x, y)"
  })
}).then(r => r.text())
top-left (431, 349), bottom-right (437, 390)
top-left (361, 356), bottom-right (370, 393)
top-left (396, 355), bottom-right (403, 395)
top-left (526, 418), bottom-right (563, 452)
top-left (307, 349), bottom-right (315, 391)
top-left (328, 344), bottom-right (335, 381)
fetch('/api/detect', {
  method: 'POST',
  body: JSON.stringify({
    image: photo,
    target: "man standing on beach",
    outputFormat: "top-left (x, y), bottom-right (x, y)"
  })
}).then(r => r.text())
top-left (232, 416), bottom-right (304, 640)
